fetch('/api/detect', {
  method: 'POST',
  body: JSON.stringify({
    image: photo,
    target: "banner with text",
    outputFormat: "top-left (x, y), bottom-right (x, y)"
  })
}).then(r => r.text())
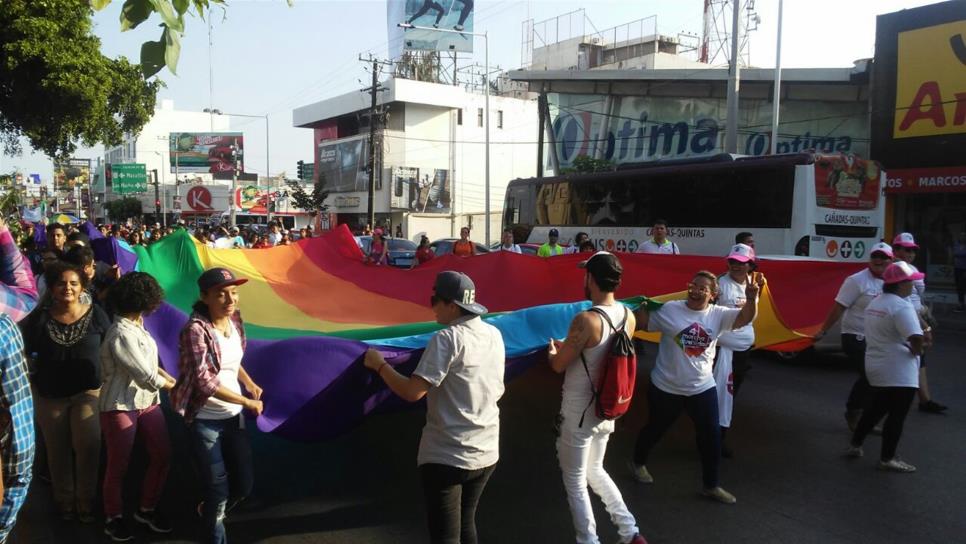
top-left (110, 163), bottom-right (148, 194)
top-left (169, 132), bottom-right (244, 174)
top-left (316, 136), bottom-right (369, 193)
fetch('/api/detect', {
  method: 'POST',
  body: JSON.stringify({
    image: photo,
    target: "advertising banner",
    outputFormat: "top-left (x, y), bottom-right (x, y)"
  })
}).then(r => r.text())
top-left (417, 169), bottom-right (451, 213)
top-left (814, 155), bottom-right (881, 210)
top-left (550, 94), bottom-right (868, 169)
top-left (388, 0), bottom-right (475, 54)
top-left (110, 163), bottom-right (148, 194)
top-left (169, 132), bottom-right (243, 174)
top-left (235, 186), bottom-right (276, 214)
top-left (53, 158), bottom-right (91, 190)
top-left (316, 136), bottom-right (369, 193)
top-left (390, 166), bottom-right (419, 209)
top-left (884, 166), bottom-right (966, 194)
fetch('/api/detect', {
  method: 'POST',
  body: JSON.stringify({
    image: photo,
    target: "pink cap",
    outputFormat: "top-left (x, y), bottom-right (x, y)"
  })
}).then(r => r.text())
top-left (869, 242), bottom-right (894, 259)
top-left (726, 243), bottom-right (756, 263)
top-left (882, 261), bottom-right (925, 284)
top-left (892, 232), bottom-right (919, 249)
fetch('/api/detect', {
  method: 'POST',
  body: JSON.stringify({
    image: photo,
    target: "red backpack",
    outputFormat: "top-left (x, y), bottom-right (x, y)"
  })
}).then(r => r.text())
top-left (579, 307), bottom-right (637, 425)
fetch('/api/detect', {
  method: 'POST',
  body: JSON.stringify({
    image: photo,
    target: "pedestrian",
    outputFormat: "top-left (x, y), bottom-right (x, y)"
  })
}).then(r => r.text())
top-left (815, 242), bottom-right (893, 431)
top-left (170, 268), bottom-right (264, 544)
top-left (46, 223), bottom-right (67, 253)
top-left (565, 232), bottom-right (590, 254)
top-left (630, 270), bottom-right (762, 504)
top-left (845, 261), bottom-right (927, 473)
top-left (538, 228), bottom-right (565, 257)
top-left (734, 232), bottom-right (754, 248)
top-left (21, 260), bottom-right (111, 522)
top-left (547, 252), bottom-right (647, 544)
top-left (578, 241), bottom-right (596, 253)
top-left (713, 244), bottom-right (759, 458)
top-left (395, 225), bottom-right (403, 238)
top-left (412, 236), bottom-right (435, 269)
top-left (0, 216), bottom-right (39, 542)
top-left (635, 220), bottom-right (679, 254)
top-left (891, 233), bottom-right (946, 414)
top-left (298, 228), bottom-right (309, 241)
top-left (953, 232), bottom-right (966, 313)
top-left (100, 272), bottom-right (176, 541)
top-left (498, 229), bottom-right (522, 254)
top-left (364, 271), bottom-right (503, 544)
top-left (128, 231), bottom-right (145, 247)
top-left (267, 223), bottom-right (282, 246)
top-left (367, 230), bottom-right (388, 266)
top-left (362, 223), bottom-right (373, 236)
top-left (452, 227), bottom-right (476, 257)
top-left (149, 229), bottom-right (162, 244)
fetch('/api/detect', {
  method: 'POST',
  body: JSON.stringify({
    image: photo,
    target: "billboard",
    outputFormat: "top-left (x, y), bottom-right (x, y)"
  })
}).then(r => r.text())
top-left (871, 1), bottom-right (966, 169)
top-left (110, 163), bottom-right (148, 194)
top-left (387, 0), bottom-right (475, 55)
top-left (53, 158), bottom-right (91, 190)
top-left (391, 167), bottom-right (451, 213)
top-left (814, 155), bottom-right (881, 210)
top-left (316, 136), bottom-right (370, 193)
top-left (169, 132), bottom-right (243, 174)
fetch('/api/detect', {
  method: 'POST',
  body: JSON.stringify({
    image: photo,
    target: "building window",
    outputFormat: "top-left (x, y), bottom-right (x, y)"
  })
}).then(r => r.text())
top-left (497, 110), bottom-right (504, 129)
top-left (477, 108), bottom-right (483, 127)
top-left (457, 109), bottom-right (463, 125)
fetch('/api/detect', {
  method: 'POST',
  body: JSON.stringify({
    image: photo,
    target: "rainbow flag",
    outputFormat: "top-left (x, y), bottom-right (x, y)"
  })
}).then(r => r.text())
top-left (121, 226), bottom-right (861, 441)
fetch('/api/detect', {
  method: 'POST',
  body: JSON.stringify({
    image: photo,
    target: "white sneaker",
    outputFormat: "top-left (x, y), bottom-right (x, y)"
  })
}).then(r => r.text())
top-left (701, 486), bottom-right (737, 504)
top-left (844, 444), bottom-right (864, 458)
top-left (627, 461), bottom-right (653, 483)
top-left (878, 458), bottom-right (916, 473)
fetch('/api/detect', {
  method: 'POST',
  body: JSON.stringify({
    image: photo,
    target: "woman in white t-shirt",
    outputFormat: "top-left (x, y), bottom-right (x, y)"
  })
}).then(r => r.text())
top-left (846, 262), bottom-right (926, 473)
top-left (630, 270), bottom-right (763, 505)
top-left (815, 242), bottom-right (893, 431)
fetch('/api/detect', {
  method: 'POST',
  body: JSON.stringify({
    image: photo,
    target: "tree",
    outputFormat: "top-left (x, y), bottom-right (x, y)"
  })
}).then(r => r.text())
top-left (559, 155), bottom-right (615, 174)
top-left (104, 196), bottom-right (143, 222)
top-left (286, 175), bottom-right (329, 217)
top-left (1, 1), bottom-right (160, 158)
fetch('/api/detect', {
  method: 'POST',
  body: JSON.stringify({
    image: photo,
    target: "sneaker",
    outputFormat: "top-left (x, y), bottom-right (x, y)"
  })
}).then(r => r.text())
top-left (134, 508), bottom-right (173, 534)
top-left (877, 458), bottom-right (916, 473)
top-left (454, 24), bottom-right (465, 31)
top-left (844, 410), bottom-right (861, 432)
top-left (627, 461), bottom-right (653, 484)
top-left (104, 518), bottom-right (135, 542)
top-left (701, 486), bottom-right (737, 504)
top-left (844, 444), bottom-right (864, 458)
top-left (627, 534), bottom-right (648, 544)
top-left (919, 400), bottom-right (948, 414)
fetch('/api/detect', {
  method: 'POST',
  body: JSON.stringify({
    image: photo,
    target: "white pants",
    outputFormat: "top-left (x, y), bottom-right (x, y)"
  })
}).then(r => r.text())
top-left (556, 405), bottom-right (639, 544)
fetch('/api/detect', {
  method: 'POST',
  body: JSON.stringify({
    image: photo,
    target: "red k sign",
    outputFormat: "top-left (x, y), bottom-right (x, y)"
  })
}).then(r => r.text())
top-left (186, 186), bottom-right (213, 211)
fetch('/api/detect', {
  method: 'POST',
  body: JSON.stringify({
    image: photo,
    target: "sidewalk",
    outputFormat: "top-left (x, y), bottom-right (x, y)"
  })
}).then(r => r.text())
top-left (924, 289), bottom-right (966, 331)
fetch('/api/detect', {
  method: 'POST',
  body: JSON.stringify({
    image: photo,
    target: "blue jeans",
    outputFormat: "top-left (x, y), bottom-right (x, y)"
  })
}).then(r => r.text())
top-left (189, 415), bottom-right (254, 544)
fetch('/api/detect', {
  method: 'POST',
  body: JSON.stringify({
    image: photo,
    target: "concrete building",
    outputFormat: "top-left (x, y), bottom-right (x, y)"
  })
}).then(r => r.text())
top-left (292, 76), bottom-right (539, 244)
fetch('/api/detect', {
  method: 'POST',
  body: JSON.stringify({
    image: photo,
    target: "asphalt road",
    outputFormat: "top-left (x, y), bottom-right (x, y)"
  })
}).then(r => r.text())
top-left (12, 312), bottom-right (966, 544)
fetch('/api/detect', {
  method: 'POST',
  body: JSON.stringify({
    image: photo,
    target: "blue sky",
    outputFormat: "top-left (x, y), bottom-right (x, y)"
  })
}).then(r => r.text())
top-left (1, 0), bottom-right (940, 180)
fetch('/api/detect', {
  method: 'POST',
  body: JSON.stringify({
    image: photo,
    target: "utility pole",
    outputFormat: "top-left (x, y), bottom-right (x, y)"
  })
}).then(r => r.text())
top-left (359, 54), bottom-right (391, 231)
top-left (724, 0), bottom-right (742, 154)
top-left (230, 141), bottom-right (240, 226)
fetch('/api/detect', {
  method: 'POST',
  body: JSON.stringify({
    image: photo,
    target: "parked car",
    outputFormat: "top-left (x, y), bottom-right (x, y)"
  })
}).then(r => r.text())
top-left (355, 236), bottom-right (417, 268)
top-left (430, 238), bottom-right (492, 256)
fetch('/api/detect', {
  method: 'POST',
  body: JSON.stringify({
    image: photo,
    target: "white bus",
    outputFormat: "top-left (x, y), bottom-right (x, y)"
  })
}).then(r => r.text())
top-left (502, 153), bottom-right (885, 260)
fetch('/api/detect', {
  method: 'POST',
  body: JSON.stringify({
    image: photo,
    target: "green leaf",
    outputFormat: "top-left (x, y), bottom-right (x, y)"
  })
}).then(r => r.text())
top-left (173, 0), bottom-right (189, 14)
top-left (148, 0), bottom-right (183, 32)
top-left (120, 0), bottom-right (153, 31)
top-left (164, 27), bottom-right (181, 75)
top-left (91, 0), bottom-right (113, 10)
top-left (140, 35), bottom-right (166, 78)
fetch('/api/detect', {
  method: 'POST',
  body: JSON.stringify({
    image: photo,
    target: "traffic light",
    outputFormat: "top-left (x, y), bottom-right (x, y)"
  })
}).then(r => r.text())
top-left (297, 160), bottom-right (304, 180)
top-left (155, 199), bottom-right (161, 215)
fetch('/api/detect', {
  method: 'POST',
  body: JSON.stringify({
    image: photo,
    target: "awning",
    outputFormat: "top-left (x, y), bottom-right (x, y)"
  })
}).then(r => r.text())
top-left (884, 166), bottom-right (966, 194)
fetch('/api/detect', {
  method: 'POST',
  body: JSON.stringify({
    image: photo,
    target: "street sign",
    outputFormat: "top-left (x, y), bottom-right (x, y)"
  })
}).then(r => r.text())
top-left (111, 163), bottom-right (148, 194)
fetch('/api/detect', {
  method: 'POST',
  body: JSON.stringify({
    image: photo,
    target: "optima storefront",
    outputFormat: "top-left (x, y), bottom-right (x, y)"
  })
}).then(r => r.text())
top-left (872, 0), bottom-right (966, 288)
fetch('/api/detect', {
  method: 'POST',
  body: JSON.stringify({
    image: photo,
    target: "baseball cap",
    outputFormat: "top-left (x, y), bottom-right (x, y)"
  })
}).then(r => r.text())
top-left (892, 232), bottom-right (919, 249)
top-left (433, 271), bottom-right (488, 315)
top-left (198, 267), bottom-right (248, 292)
top-left (549, 228), bottom-right (560, 237)
top-left (870, 242), bottom-right (894, 259)
top-left (579, 251), bottom-right (623, 284)
top-left (882, 261), bottom-right (925, 284)
top-left (726, 243), bottom-right (756, 263)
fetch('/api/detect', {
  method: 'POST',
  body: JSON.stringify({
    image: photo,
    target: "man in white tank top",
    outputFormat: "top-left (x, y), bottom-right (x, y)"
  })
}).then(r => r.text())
top-left (548, 252), bottom-right (647, 544)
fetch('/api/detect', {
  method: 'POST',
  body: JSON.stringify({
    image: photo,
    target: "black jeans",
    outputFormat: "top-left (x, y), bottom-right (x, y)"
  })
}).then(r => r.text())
top-left (851, 387), bottom-right (916, 461)
top-left (955, 267), bottom-right (965, 305)
top-left (420, 463), bottom-right (496, 544)
top-left (843, 334), bottom-right (871, 412)
top-left (633, 384), bottom-right (720, 489)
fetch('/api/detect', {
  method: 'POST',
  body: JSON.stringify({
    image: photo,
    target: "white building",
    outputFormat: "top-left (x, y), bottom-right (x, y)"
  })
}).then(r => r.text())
top-left (292, 77), bottom-right (539, 244)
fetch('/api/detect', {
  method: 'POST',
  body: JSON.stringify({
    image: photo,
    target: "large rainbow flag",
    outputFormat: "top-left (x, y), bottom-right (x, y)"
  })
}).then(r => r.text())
top-left (90, 225), bottom-right (861, 441)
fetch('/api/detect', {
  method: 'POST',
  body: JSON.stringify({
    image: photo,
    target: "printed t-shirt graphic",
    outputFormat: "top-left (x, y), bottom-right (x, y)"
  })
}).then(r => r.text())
top-left (675, 322), bottom-right (714, 357)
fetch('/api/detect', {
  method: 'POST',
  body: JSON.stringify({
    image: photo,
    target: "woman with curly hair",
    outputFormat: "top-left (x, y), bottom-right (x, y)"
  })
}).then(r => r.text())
top-left (99, 272), bottom-right (176, 541)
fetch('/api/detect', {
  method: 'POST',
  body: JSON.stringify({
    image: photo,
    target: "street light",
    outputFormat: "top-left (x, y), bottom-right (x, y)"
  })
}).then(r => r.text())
top-left (204, 108), bottom-right (271, 222)
top-left (397, 22), bottom-right (491, 246)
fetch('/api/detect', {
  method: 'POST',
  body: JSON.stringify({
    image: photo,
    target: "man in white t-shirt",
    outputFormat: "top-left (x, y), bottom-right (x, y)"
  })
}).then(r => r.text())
top-left (815, 242), bottom-right (893, 431)
top-left (630, 269), bottom-right (763, 504)
top-left (892, 232), bottom-right (945, 414)
top-left (846, 262), bottom-right (926, 473)
top-left (498, 229), bottom-right (522, 254)
top-left (364, 271), bottom-right (504, 544)
top-left (636, 219), bottom-right (679, 255)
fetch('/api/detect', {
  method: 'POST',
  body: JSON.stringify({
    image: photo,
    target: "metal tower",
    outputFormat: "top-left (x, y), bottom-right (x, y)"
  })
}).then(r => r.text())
top-left (700, 0), bottom-right (761, 67)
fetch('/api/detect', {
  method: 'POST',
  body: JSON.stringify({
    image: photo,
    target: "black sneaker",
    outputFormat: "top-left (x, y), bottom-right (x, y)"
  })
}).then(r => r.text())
top-left (133, 509), bottom-right (173, 534)
top-left (919, 400), bottom-right (948, 414)
top-left (104, 518), bottom-right (135, 542)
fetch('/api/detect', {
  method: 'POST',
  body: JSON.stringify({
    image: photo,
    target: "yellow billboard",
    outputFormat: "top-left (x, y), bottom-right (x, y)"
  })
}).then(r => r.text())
top-left (893, 20), bottom-right (966, 139)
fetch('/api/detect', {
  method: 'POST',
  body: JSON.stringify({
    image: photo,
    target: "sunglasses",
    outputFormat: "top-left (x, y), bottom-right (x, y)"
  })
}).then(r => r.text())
top-left (687, 282), bottom-right (712, 294)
